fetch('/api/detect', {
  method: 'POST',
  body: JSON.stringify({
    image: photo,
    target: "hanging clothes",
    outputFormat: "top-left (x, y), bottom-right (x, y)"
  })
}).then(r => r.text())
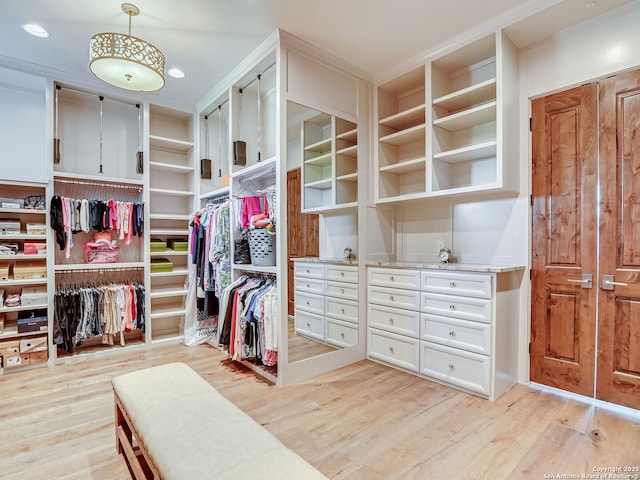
top-left (49, 196), bottom-right (145, 258)
top-left (53, 282), bottom-right (145, 353)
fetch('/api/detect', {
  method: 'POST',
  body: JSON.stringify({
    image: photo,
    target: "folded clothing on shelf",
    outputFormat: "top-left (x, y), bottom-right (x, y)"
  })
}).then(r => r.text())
top-left (0, 242), bottom-right (18, 255)
top-left (5, 293), bottom-right (21, 308)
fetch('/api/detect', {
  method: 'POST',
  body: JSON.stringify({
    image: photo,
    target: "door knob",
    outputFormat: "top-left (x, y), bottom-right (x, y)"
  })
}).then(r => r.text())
top-left (566, 274), bottom-right (592, 288)
top-left (602, 275), bottom-right (628, 290)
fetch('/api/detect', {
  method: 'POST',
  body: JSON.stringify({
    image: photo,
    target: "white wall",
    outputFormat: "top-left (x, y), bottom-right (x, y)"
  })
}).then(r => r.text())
top-left (514, 1), bottom-right (640, 384)
top-left (0, 67), bottom-right (48, 183)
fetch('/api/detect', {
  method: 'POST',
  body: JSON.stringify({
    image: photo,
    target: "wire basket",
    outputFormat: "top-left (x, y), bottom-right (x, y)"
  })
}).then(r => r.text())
top-left (82, 243), bottom-right (120, 264)
top-left (248, 228), bottom-right (276, 266)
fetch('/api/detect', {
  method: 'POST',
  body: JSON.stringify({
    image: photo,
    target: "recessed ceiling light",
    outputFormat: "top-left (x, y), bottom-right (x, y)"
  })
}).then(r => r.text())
top-left (586, 1), bottom-right (597, 8)
top-left (168, 68), bottom-right (186, 79)
top-left (22, 24), bottom-right (49, 38)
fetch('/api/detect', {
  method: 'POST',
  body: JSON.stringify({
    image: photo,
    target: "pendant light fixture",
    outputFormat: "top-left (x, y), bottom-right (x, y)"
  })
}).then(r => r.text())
top-left (89, 3), bottom-right (165, 92)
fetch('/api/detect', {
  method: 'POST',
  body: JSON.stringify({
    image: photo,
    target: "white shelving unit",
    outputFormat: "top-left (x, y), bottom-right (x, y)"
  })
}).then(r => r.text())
top-left (375, 31), bottom-right (518, 202)
top-left (0, 181), bottom-right (50, 374)
top-left (376, 66), bottom-right (427, 203)
top-left (428, 32), bottom-right (518, 196)
top-left (301, 113), bottom-right (358, 212)
top-left (147, 104), bottom-right (196, 343)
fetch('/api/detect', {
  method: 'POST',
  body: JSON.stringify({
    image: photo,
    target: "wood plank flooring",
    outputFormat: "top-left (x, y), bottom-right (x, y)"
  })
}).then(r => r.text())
top-left (1, 343), bottom-right (639, 479)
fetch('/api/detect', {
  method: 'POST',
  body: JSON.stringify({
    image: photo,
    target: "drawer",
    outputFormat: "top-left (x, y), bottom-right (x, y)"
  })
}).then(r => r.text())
top-left (295, 262), bottom-right (324, 279)
top-left (325, 297), bottom-right (358, 324)
top-left (295, 277), bottom-right (324, 295)
top-left (368, 268), bottom-right (420, 290)
top-left (368, 303), bottom-right (419, 338)
top-left (421, 292), bottom-right (491, 324)
top-left (294, 310), bottom-right (325, 341)
top-left (421, 271), bottom-right (492, 299)
top-left (325, 265), bottom-right (358, 283)
top-left (326, 319), bottom-right (358, 348)
top-left (369, 286), bottom-right (420, 311)
top-left (295, 291), bottom-right (324, 315)
top-left (420, 342), bottom-right (490, 396)
top-left (325, 281), bottom-right (359, 301)
top-left (421, 314), bottom-right (491, 355)
top-left (369, 329), bottom-right (420, 372)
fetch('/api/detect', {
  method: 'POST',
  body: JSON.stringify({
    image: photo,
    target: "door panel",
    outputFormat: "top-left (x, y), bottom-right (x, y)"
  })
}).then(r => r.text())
top-left (531, 84), bottom-right (598, 397)
top-left (597, 71), bottom-right (640, 408)
top-left (287, 168), bottom-right (319, 316)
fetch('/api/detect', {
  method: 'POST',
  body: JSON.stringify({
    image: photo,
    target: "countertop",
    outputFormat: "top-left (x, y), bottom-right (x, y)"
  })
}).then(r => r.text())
top-left (291, 257), bottom-right (358, 266)
top-left (365, 260), bottom-right (525, 273)
top-left (291, 257), bottom-right (525, 273)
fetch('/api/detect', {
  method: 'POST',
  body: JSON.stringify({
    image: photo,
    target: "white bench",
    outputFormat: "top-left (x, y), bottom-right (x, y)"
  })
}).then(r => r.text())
top-left (112, 362), bottom-right (328, 480)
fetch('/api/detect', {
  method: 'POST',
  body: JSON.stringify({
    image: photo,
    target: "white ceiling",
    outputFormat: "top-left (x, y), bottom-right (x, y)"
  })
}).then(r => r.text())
top-left (0, 0), bottom-right (633, 108)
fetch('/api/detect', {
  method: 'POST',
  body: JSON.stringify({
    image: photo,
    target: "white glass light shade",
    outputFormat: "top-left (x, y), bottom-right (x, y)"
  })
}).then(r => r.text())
top-left (89, 32), bottom-right (165, 91)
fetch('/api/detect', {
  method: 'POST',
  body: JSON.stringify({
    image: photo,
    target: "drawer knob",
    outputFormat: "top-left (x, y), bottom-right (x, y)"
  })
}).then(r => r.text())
top-left (341, 272), bottom-right (345, 277)
top-left (450, 282), bottom-right (456, 288)
top-left (448, 364), bottom-right (455, 370)
top-left (306, 269), bottom-right (310, 273)
top-left (389, 346), bottom-right (395, 354)
top-left (390, 295), bottom-right (395, 301)
top-left (449, 304), bottom-right (456, 310)
top-left (307, 283), bottom-right (310, 288)
top-left (340, 308), bottom-right (345, 314)
top-left (389, 318), bottom-right (394, 324)
top-left (449, 331), bottom-right (455, 336)
top-left (340, 288), bottom-right (344, 294)
top-left (390, 276), bottom-right (395, 282)
top-left (306, 301), bottom-right (310, 306)
top-left (341, 333), bottom-right (345, 339)
top-left (306, 323), bottom-right (311, 327)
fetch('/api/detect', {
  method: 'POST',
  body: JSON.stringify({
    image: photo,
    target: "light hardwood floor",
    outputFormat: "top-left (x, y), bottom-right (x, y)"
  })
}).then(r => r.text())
top-left (1, 343), bottom-right (639, 479)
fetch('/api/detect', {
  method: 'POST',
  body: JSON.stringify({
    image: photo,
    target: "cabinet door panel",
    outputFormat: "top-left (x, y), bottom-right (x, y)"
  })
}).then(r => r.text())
top-left (420, 341), bottom-right (490, 395)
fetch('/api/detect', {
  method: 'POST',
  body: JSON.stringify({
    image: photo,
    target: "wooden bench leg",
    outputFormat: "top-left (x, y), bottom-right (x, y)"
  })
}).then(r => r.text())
top-left (115, 396), bottom-right (133, 455)
top-left (114, 392), bottom-right (160, 480)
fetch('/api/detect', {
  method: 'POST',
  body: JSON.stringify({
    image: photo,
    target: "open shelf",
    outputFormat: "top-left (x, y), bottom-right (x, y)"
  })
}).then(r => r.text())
top-left (434, 140), bottom-right (497, 163)
top-left (379, 104), bottom-right (426, 131)
top-left (149, 135), bottom-right (194, 153)
top-left (433, 101), bottom-right (496, 132)
top-left (148, 161), bottom-right (195, 173)
top-left (433, 78), bottom-right (496, 111)
top-left (379, 124), bottom-right (426, 146)
top-left (379, 157), bottom-right (426, 174)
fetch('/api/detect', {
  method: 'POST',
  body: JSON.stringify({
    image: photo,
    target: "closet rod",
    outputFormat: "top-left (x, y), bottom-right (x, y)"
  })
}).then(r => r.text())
top-left (237, 62), bottom-right (276, 93)
top-left (203, 97), bottom-right (230, 118)
top-left (54, 177), bottom-right (144, 191)
top-left (55, 84), bottom-right (140, 107)
top-left (56, 266), bottom-right (145, 274)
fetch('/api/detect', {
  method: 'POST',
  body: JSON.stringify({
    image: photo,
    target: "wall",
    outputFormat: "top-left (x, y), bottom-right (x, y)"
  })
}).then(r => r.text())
top-left (0, 67), bottom-right (48, 183)
top-left (514, 1), bottom-right (640, 383)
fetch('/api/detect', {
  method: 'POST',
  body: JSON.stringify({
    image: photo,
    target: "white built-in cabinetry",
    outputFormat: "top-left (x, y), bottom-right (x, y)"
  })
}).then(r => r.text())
top-left (147, 105), bottom-right (196, 342)
top-left (367, 264), bottom-right (522, 400)
top-left (302, 114), bottom-right (358, 212)
top-left (0, 182), bottom-right (50, 373)
top-left (376, 31), bottom-right (518, 203)
top-left (293, 260), bottom-right (358, 348)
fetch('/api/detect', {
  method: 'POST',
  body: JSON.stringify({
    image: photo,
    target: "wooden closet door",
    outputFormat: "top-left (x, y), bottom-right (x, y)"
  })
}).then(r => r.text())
top-left (530, 84), bottom-right (599, 397)
top-left (597, 71), bottom-right (640, 409)
top-left (287, 169), bottom-right (319, 316)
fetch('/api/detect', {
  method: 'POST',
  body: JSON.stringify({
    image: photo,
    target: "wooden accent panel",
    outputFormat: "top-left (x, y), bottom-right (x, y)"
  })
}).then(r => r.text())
top-left (614, 298), bottom-right (640, 375)
top-left (547, 292), bottom-right (577, 361)
top-left (287, 168), bottom-right (319, 316)
top-left (621, 92), bottom-right (640, 266)
top-left (598, 70), bottom-right (640, 409)
top-left (549, 109), bottom-right (579, 265)
top-left (530, 83), bottom-right (598, 398)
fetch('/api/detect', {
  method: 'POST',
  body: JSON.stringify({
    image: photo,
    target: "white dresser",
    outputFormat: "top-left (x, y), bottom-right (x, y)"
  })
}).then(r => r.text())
top-left (294, 260), bottom-right (359, 347)
top-left (367, 263), bottom-right (523, 400)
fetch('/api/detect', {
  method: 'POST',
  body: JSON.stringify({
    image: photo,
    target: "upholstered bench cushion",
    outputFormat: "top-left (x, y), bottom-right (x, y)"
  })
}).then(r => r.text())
top-left (112, 362), bottom-right (327, 480)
